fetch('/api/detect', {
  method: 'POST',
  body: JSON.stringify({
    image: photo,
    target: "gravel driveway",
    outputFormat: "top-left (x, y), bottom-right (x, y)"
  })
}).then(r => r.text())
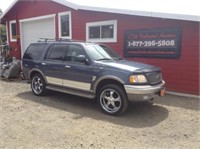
top-left (0, 80), bottom-right (199, 149)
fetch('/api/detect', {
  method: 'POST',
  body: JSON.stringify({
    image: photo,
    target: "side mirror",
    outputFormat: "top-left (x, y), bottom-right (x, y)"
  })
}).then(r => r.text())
top-left (77, 55), bottom-right (89, 64)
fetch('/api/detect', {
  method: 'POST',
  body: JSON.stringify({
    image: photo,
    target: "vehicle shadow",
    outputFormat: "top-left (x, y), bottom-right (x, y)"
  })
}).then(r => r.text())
top-left (17, 90), bottom-right (169, 128)
top-left (154, 94), bottom-right (199, 111)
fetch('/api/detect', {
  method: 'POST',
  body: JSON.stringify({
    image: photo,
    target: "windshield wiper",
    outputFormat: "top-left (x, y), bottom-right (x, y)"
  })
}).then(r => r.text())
top-left (96, 58), bottom-right (113, 61)
top-left (113, 57), bottom-right (123, 60)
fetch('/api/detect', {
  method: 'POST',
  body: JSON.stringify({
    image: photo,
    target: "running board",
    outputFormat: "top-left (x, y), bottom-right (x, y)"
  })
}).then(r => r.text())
top-left (46, 85), bottom-right (95, 99)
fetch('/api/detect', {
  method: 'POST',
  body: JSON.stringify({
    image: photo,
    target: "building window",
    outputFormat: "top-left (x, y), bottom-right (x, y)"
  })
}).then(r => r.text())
top-left (9, 20), bottom-right (17, 42)
top-left (58, 11), bottom-right (72, 39)
top-left (86, 20), bottom-right (117, 42)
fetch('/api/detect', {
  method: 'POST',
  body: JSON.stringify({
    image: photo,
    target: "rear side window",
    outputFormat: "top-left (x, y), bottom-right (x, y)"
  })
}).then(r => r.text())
top-left (23, 44), bottom-right (46, 60)
top-left (45, 44), bottom-right (67, 61)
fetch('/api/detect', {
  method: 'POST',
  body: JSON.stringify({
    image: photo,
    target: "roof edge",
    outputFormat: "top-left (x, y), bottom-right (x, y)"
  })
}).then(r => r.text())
top-left (51, 0), bottom-right (79, 10)
top-left (79, 5), bottom-right (200, 22)
top-left (1, 0), bottom-right (78, 22)
top-left (1, 0), bottom-right (200, 22)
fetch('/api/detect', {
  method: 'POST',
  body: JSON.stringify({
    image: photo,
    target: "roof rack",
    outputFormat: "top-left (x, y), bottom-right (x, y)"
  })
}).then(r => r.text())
top-left (38, 38), bottom-right (72, 43)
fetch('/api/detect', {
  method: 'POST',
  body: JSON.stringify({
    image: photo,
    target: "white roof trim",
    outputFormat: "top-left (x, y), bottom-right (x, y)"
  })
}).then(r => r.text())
top-left (1, 0), bottom-right (200, 22)
top-left (51, 0), bottom-right (79, 10)
top-left (73, 1), bottom-right (200, 22)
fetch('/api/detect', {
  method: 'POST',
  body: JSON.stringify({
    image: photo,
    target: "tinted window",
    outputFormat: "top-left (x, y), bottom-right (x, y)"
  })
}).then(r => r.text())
top-left (45, 44), bottom-right (67, 61)
top-left (23, 44), bottom-right (46, 60)
top-left (66, 45), bottom-right (86, 63)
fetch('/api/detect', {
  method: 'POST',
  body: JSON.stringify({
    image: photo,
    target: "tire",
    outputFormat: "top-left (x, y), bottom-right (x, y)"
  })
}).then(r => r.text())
top-left (97, 84), bottom-right (129, 116)
top-left (31, 73), bottom-right (46, 96)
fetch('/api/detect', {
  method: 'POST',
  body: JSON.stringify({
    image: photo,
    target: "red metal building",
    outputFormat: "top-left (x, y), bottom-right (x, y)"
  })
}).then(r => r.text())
top-left (1, 0), bottom-right (199, 96)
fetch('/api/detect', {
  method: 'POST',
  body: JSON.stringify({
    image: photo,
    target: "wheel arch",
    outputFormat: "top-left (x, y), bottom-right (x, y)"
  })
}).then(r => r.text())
top-left (94, 76), bottom-right (125, 94)
top-left (29, 69), bottom-right (47, 83)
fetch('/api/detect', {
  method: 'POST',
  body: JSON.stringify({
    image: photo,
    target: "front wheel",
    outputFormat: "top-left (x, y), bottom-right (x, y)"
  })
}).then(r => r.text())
top-left (31, 73), bottom-right (46, 96)
top-left (97, 84), bottom-right (129, 116)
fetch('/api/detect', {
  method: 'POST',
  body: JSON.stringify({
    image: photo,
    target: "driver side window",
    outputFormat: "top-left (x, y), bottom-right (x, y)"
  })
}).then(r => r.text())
top-left (66, 44), bottom-right (86, 63)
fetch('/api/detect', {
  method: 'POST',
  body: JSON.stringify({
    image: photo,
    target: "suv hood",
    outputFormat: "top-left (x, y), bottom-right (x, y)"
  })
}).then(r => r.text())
top-left (95, 60), bottom-right (161, 73)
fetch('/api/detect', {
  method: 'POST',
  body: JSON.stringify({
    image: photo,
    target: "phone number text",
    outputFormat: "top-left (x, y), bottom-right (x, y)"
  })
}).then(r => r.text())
top-left (128, 40), bottom-right (175, 48)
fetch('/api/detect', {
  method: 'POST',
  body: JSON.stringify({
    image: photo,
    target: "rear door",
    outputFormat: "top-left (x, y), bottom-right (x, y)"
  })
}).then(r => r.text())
top-left (63, 44), bottom-right (93, 91)
top-left (42, 44), bottom-right (67, 86)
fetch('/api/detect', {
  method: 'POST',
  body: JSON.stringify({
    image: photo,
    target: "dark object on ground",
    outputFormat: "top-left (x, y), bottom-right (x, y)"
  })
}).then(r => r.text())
top-left (0, 57), bottom-right (21, 79)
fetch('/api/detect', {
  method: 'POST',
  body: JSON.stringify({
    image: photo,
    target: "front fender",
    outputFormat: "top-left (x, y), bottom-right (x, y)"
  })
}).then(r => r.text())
top-left (92, 75), bottom-right (125, 93)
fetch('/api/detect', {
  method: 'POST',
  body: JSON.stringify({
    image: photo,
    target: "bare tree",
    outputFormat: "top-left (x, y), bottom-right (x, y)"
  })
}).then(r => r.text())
top-left (0, 9), bottom-right (7, 45)
top-left (0, 9), bottom-right (2, 16)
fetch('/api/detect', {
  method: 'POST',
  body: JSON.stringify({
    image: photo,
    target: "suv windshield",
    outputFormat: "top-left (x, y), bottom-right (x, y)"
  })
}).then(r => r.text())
top-left (99, 44), bottom-right (123, 60)
top-left (85, 44), bottom-right (122, 61)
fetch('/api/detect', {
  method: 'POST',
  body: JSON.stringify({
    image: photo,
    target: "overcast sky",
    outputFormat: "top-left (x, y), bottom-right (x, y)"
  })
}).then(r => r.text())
top-left (1, 0), bottom-right (200, 16)
top-left (1, 0), bottom-right (15, 12)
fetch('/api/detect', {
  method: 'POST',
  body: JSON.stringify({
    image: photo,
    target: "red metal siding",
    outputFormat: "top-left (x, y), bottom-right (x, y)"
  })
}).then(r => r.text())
top-left (4, 0), bottom-right (75, 59)
top-left (3, 0), bottom-right (199, 95)
top-left (72, 11), bottom-right (199, 95)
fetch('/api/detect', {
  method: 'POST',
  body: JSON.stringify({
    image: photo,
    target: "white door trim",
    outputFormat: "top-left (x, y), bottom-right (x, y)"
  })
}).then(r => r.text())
top-left (19, 14), bottom-right (56, 58)
top-left (6, 21), bottom-right (9, 45)
top-left (19, 14), bottom-right (56, 23)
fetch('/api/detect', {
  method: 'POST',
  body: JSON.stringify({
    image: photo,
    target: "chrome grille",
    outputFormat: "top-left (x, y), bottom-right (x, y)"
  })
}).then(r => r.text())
top-left (146, 72), bottom-right (162, 85)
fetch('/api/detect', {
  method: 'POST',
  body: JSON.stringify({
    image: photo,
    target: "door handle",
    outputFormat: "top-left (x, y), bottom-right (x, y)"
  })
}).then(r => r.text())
top-left (65, 65), bottom-right (71, 69)
top-left (42, 63), bottom-right (46, 65)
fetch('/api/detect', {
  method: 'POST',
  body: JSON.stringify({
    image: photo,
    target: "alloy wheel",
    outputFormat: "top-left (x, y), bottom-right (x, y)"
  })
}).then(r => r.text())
top-left (100, 88), bottom-right (122, 114)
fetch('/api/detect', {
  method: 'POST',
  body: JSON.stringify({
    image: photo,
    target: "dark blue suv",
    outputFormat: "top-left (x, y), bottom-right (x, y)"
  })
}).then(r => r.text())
top-left (22, 40), bottom-right (165, 115)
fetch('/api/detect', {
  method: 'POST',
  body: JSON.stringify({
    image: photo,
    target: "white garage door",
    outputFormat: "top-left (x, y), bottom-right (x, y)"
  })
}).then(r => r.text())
top-left (21, 16), bottom-right (55, 57)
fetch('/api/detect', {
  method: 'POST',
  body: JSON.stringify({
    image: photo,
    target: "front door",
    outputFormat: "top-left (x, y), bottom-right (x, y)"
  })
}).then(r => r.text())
top-left (62, 44), bottom-right (93, 91)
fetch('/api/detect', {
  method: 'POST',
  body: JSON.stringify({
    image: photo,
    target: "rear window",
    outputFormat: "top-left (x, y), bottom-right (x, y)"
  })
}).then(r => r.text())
top-left (23, 44), bottom-right (47, 60)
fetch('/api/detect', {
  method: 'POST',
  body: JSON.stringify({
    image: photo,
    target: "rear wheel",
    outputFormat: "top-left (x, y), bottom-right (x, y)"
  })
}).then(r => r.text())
top-left (31, 73), bottom-right (46, 96)
top-left (97, 84), bottom-right (129, 116)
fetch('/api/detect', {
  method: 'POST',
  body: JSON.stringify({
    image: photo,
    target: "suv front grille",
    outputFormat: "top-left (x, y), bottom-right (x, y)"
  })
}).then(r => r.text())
top-left (146, 72), bottom-right (162, 85)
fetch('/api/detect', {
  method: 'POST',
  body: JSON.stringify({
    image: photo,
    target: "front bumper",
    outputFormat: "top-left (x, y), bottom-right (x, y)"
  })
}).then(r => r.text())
top-left (124, 81), bottom-right (165, 101)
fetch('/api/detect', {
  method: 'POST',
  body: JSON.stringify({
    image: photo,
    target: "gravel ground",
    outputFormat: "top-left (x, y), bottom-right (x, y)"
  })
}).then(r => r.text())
top-left (0, 79), bottom-right (199, 149)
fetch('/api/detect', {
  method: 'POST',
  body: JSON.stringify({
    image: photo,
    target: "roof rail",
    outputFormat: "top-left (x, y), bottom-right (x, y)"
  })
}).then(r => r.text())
top-left (38, 38), bottom-right (72, 43)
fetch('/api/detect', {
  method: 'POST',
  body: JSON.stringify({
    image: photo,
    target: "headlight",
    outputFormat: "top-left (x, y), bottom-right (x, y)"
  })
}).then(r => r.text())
top-left (129, 75), bottom-right (147, 83)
